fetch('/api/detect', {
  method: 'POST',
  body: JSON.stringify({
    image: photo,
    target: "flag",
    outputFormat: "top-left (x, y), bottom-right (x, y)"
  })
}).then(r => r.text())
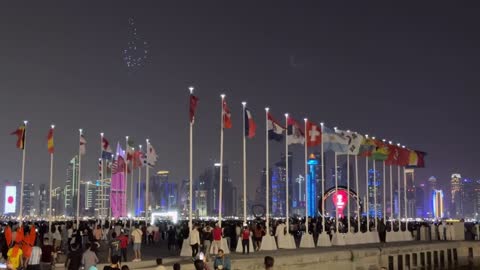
top-left (358, 137), bottom-right (376, 157)
top-left (190, 94), bottom-right (199, 124)
top-left (47, 128), bottom-right (54, 154)
top-left (371, 140), bottom-right (389, 161)
top-left (11, 124), bottom-right (26, 150)
top-left (101, 137), bottom-right (113, 160)
top-left (133, 150), bottom-right (146, 169)
top-left (98, 159), bottom-right (103, 178)
top-left (112, 142), bottom-right (127, 174)
top-left (322, 126), bottom-right (349, 153)
top-left (146, 143), bottom-right (158, 167)
top-left (407, 150), bottom-right (426, 168)
top-left (305, 120), bottom-right (321, 147)
top-left (335, 129), bottom-right (363, 155)
top-left (79, 135), bottom-right (87, 155)
top-left (385, 144), bottom-right (400, 165)
top-left (222, 99), bottom-right (232, 129)
top-left (244, 108), bottom-right (256, 138)
top-left (126, 138), bottom-right (135, 161)
top-left (398, 147), bottom-right (411, 167)
top-left (287, 117), bottom-right (304, 145)
top-left (267, 113), bottom-right (285, 141)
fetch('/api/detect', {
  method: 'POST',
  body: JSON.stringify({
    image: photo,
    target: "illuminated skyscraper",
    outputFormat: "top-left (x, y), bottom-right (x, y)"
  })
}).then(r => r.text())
top-left (432, 189), bottom-right (444, 218)
top-left (306, 153), bottom-right (322, 217)
top-left (405, 169), bottom-right (416, 218)
top-left (64, 156), bottom-right (79, 216)
top-left (450, 173), bottom-right (463, 218)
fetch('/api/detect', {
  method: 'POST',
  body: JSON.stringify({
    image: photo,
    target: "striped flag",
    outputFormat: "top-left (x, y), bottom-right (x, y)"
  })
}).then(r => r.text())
top-left (11, 124), bottom-right (26, 150)
top-left (47, 127), bottom-right (54, 154)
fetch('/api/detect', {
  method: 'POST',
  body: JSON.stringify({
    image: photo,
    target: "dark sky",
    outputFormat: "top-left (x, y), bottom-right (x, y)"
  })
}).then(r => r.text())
top-left (0, 2), bottom-right (479, 202)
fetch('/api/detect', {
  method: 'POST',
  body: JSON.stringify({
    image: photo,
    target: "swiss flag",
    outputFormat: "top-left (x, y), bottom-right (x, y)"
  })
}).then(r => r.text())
top-left (306, 120), bottom-right (321, 147)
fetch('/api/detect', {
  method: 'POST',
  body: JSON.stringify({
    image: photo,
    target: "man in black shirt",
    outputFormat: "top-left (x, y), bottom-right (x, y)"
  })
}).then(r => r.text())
top-left (65, 243), bottom-right (82, 270)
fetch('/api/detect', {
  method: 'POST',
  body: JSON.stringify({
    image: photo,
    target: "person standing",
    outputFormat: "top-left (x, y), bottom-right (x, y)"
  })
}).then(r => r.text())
top-left (241, 225), bottom-right (250, 255)
top-left (81, 243), bottom-right (99, 270)
top-left (117, 232), bottom-right (129, 263)
top-left (211, 224), bottom-right (222, 255)
top-left (202, 225), bottom-right (213, 257)
top-left (213, 249), bottom-right (231, 270)
top-left (40, 238), bottom-right (55, 270)
top-left (130, 224), bottom-right (143, 262)
top-left (190, 225), bottom-right (200, 258)
top-left (65, 243), bottom-right (82, 270)
top-left (108, 232), bottom-right (122, 263)
top-left (253, 224), bottom-right (264, 251)
top-left (26, 244), bottom-right (42, 270)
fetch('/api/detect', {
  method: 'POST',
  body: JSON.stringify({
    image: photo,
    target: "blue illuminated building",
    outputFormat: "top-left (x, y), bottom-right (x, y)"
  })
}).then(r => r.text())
top-left (306, 153), bottom-right (320, 217)
top-left (368, 168), bottom-right (383, 218)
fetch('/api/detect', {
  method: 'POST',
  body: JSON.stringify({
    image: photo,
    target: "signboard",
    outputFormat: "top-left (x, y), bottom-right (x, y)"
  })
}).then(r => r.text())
top-left (332, 189), bottom-right (348, 218)
top-left (4, 186), bottom-right (16, 214)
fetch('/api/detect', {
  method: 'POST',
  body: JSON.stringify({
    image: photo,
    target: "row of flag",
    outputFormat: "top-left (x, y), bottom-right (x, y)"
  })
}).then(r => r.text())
top-left (10, 124), bottom-right (159, 176)
top-left (8, 92), bottom-right (425, 173)
top-left (189, 93), bottom-right (426, 168)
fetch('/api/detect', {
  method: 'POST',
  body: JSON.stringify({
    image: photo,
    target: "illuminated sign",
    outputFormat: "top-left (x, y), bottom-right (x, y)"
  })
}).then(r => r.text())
top-left (4, 186), bottom-right (16, 214)
top-left (332, 189), bottom-right (348, 218)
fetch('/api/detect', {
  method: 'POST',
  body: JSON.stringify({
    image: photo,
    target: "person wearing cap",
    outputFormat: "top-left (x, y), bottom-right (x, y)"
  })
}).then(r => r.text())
top-left (241, 224), bottom-right (251, 255)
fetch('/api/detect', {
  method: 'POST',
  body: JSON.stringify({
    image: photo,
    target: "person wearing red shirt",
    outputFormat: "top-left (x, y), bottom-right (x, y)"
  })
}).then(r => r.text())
top-left (241, 225), bottom-right (250, 255)
top-left (211, 224), bottom-right (223, 255)
top-left (117, 231), bottom-right (129, 262)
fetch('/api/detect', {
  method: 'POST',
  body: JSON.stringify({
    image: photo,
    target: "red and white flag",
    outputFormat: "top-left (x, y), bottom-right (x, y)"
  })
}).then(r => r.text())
top-left (222, 99), bottom-right (232, 129)
top-left (244, 108), bottom-right (256, 138)
top-left (306, 120), bottom-right (322, 147)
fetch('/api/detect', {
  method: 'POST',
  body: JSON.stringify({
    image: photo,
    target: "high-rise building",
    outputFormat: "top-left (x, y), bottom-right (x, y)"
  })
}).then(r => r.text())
top-left (416, 183), bottom-right (425, 218)
top-left (17, 182), bottom-right (35, 216)
top-left (306, 153), bottom-right (322, 217)
top-left (450, 173), bottom-right (463, 218)
top-left (80, 180), bottom-right (96, 216)
top-left (368, 168), bottom-right (382, 218)
top-left (51, 187), bottom-right (64, 218)
top-left (39, 184), bottom-right (48, 217)
top-left (432, 189), bottom-right (444, 218)
top-left (405, 169), bottom-right (416, 218)
top-left (462, 178), bottom-right (480, 218)
top-left (147, 171), bottom-right (178, 212)
top-left (179, 179), bottom-right (189, 217)
top-left (271, 152), bottom-right (293, 217)
top-left (424, 176), bottom-right (438, 217)
top-left (65, 156), bottom-right (79, 216)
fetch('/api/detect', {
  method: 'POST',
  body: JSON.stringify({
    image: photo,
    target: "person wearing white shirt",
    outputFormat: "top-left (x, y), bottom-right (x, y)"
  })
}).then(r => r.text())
top-left (190, 225), bottom-right (200, 258)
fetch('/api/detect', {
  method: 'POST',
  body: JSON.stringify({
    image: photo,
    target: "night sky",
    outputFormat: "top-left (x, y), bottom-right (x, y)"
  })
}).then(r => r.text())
top-left (0, 2), bottom-right (479, 204)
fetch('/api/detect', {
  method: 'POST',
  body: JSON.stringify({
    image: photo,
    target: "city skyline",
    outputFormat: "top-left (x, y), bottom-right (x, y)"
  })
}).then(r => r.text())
top-left (1, 2), bottom-right (479, 206)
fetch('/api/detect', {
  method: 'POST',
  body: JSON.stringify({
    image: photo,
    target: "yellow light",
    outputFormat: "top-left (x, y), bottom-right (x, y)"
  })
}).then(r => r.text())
top-left (157, 170), bottom-right (169, 175)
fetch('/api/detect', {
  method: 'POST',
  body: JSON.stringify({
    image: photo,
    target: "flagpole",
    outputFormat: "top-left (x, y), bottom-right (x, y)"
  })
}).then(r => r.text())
top-left (334, 151), bottom-right (338, 233)
top-left (130, 153), bottom-right (134, 217)
top-left (219, 94), bottom-right (225, 227)
top-left (145, 139), bottom-right (150, 222)
top-left (284, 113), bottom-right (289, 232)
top-left (303, 118), bottom-right (309, 234)
top-left (265, 108), bottom-right (270, 235)
top-left (397, 162), bottom-right (401, 225)
top-left (100, 133), bottom-right (104, 217)
top-left (373, 154), bottom-right (377, 229)
top-left (402, 150), bottom-right (407, 226)
top-left (76, 129), bottom-right (83, 229)
top-left (125, 136), bottom-right (129, 218)
top-left (320, 122), bottom-right (325, 233)
top-left (138, 144), bottom-right (142, 218)
top-left (242, 102), bottom-right (247, 224)
top-left (347, 150), bottom-right (350, 233)
top-left (383, 160), bottom-right (386, 220)
top-left (365, 135), bottom-right (370, 231)
top-left (189, 86), bottom-right (194, 230)
top-left (19, 120), bottom-right (28, 223)
top-left (355, 154), bottom-right (360, 232)
top-left (49, 125), bottom-right (55, 231)
top-left (389, 162), bottom-right (393, 220)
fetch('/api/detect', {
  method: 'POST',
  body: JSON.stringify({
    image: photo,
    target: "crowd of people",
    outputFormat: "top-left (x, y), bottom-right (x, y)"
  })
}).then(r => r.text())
top-left (0, 216), bottom-right (475, 270)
